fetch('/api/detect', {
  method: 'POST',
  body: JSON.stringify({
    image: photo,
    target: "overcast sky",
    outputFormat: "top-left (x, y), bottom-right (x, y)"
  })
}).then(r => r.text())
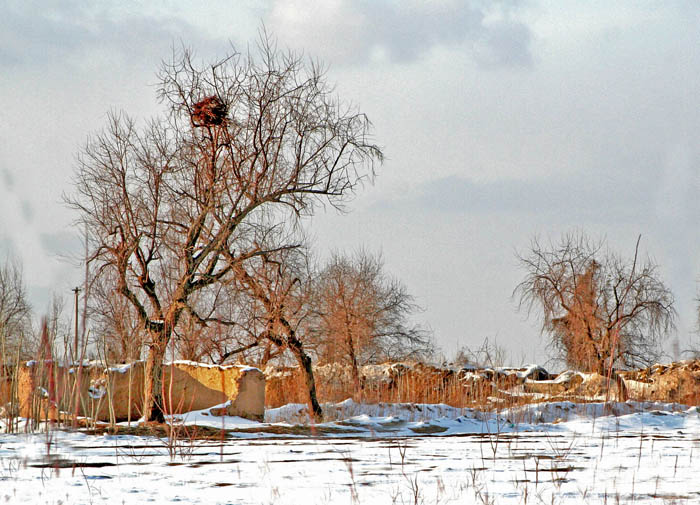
top-left (1, 0), bottom-right (699, 366)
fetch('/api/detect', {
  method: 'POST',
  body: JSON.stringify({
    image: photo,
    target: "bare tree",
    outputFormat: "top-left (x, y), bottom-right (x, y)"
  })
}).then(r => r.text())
top-left (514, 233), bottom-right (676, 374)
top-left (0, 256), bottom-right (33, 368)
top-left (45, 293), bottom-right (75, 362)
top-left (312, 250), bottom-right (432, 388)
top-left (685, 305), bottom-right (700, 359)
top-left (228, 244), bottom-right (324, 418)
top-left (68, 32), bottom-right (382, 421)
top-left (452, 337), bottom-right (507, 369)
top-left (89, 269), bottom-right (146, 362)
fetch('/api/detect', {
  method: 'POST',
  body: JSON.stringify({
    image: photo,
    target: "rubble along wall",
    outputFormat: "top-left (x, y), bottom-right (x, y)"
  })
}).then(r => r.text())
top-left (265, 360), bottom-right (700, 408)
top-left (619, 360), bottom-right (700, 405)
top-left (264, 362), bottom-right (545, 408)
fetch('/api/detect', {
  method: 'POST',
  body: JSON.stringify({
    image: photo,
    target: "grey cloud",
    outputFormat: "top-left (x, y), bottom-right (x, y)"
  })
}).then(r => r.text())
top-left (1, 169), bottom-right (13, 190)
top-left (1, 2), bottom-right (94, 68)
top-left (472, 21), bottom-right (532, 68)
top-left (0, 2), bottom-right (219, 71)
top-left (20, 200), bottom-right (34, 223)
top-left (268, 0), bottom-right (533, 67)
top-left (0, 233), bottom-right (17, 258)
top-left (365, 2), bottom-right (484, 62)
top-left (39, 231), bottom-right (81, 257)
top-left (384, 174), bottom-right (654, 224)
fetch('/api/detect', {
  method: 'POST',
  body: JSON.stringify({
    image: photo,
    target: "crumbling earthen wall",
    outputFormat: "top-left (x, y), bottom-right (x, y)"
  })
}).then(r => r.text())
top-left (10, 360), bottom-right (265, 422)
top-left (620, 360), bottom-right (700, 405)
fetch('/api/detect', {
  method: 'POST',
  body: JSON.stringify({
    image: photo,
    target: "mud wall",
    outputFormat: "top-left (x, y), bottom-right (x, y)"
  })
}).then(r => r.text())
top-left (10, 361), bottom-right (265, 422)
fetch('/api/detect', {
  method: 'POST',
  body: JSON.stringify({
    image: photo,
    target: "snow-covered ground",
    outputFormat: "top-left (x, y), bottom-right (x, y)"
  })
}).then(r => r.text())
top-left (1, 400), bottom-right (699, 504)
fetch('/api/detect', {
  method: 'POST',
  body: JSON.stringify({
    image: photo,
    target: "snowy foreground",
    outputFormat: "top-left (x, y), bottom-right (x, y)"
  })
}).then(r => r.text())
top-left (1, 400), bottom-right (700, 504)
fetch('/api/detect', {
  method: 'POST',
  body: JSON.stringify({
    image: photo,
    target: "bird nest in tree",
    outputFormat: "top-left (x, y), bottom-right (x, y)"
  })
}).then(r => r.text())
top-left (191, 96), bottom-right (228, 126)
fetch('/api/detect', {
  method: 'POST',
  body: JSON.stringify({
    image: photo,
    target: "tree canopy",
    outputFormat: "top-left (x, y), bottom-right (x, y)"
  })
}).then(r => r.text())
top-left (514, 233), bottom-right (676, 373)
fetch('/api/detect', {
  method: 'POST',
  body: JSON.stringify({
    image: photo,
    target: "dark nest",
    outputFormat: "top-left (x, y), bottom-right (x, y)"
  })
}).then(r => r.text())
top-left (191, 95), bottom-right (228, 127)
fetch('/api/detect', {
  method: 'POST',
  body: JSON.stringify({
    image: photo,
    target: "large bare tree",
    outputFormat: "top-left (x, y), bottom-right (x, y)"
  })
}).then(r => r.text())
top-left (514, 233), bottom-right (676, 374)
top-left (69, 33), bottom-right (382, 421)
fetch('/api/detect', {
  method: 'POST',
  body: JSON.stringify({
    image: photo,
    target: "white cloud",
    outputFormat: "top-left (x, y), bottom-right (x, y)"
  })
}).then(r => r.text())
top-left (268, 0), bottom-right (532, 67)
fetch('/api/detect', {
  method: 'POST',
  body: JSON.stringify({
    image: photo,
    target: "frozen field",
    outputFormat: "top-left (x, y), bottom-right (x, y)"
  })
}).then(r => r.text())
top-left (1, 401), bottom-right (699, 504)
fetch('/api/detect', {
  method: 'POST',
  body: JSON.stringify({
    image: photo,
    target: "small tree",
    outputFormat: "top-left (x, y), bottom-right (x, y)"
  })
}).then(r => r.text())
top-left (89, 268), bottom-right (146, 362)
top-left (230, 244), bottom-right (323, 418)
top-left (69, 32), bottom-right (382, 421)
top-left (0, 257), bottom-right (33, 368)
top-left (452, 337), bottom-right (507, 369)
top-left (514, 233), bottom-right (676, 374)
top-left (312, 250), bottom-right (432, 388)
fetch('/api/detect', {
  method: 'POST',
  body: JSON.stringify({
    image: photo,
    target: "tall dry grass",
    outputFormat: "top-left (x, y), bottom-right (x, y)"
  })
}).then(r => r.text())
top-left (265, 360), bottom-right (700, 416)
top-left (264, 363), bottom-right (531, 412)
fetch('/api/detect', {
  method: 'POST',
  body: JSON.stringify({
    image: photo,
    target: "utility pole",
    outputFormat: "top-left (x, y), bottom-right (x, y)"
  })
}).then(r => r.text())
top-left (72, 287), bottom-right (80, 363)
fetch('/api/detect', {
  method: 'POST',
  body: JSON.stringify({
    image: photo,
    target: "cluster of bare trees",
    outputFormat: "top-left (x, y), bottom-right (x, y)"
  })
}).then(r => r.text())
top-left (0, 256), bottom-right (87, 376)
top-left (67, 33), bottom-right (437, 421)
top-left (60, 31), bottom-right (695, 422)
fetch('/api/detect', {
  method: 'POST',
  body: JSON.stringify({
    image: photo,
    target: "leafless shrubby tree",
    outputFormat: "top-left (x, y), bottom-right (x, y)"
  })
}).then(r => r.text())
top-left (514, 233), bottom-right (676, 374)
top-left (68, 32), bottom-right (382, 421)
top-left (229, 242), bottom-right (323, 417)
top-left (452, 337), bottom-right (507, 369)
top-left (45, 293), bottom-right (78, 363)
top-left (683, 344), bottom-right (700, 360)
top-left (89, 269), bottom-right (146, 362)
top-left (311, 250), bottom-right (433, 388)
top-left (170, 286), bottom-right (262, 364)
top-left (0, 256), bottom-right (33, 368)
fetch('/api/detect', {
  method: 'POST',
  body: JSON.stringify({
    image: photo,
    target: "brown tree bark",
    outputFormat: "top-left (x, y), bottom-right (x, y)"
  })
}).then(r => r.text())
top-left (287, 334), bottom-right (323, 420)
top-left (143, 334), bottom-right (167, 423)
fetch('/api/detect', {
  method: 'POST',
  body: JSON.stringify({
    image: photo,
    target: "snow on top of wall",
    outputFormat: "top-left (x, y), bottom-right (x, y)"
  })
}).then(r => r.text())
top-left (167, 360), bottom-right (261, 373)
top-left (96, 360), bottom-right (261, 374)
top-left (106, 363), bottom-right (137, 373)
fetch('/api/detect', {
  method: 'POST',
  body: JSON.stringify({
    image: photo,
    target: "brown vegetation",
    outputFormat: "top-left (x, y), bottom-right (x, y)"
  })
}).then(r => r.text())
top-left (311, 251), bottom-right (432, 389)
top-left (515, 233), bottom-right (675, 375)
top-left (265, 359), bottom-right (700, 410)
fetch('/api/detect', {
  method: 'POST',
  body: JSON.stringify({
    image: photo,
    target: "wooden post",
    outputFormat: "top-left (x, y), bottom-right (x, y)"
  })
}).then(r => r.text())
top-left (72, 287), bottom-right (80, 363)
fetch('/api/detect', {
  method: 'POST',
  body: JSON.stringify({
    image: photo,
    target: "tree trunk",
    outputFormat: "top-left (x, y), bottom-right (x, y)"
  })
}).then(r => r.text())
top-left (286, 335), bottom-right (323, 421)
top-left (143, 333), bottom-right (167, 423)
top-left (346, 334), bottom-right (362, 394)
